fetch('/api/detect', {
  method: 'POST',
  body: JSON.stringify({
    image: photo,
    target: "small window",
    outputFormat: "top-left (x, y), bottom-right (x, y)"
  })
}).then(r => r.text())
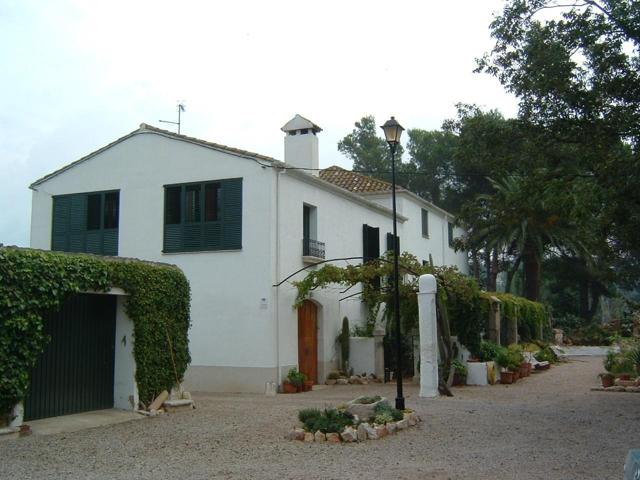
top-left (421, 209), bottom-right (429, 237)
top-left (104, 192), bottom-right (119, 229)
top-left (87, 194), bottom-right (102, 230)
top-left (448, 221), bottom-right (454, 247)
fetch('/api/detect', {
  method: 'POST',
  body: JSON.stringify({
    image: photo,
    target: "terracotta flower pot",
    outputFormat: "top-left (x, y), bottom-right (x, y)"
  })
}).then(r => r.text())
top-left (303, 380), bottom-right (314, 392)
top-left (519, 365), bottom-right (528, 378)
top-left (618, 373), bottom-right (632, 381)
top-left (500, 371), bottom-right (514, 384)
top-left (512, 369), bottom-right (520, 381)
top-left (600, 375), bottom-right (615, 388)
top-left (452, 373), bottom-right (467, 386)
top-left (282, 381), bottom-right (297, 394)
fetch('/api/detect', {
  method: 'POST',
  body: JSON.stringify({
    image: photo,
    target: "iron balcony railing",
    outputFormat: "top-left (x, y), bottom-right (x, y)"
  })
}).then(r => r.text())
top-left (302, 238), bottom-right (325, 259)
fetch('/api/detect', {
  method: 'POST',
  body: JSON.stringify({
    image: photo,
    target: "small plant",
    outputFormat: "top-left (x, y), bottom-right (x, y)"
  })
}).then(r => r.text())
top-left (287, 368), bottom-right (307, 388)
top-left (300, 407), bottom-right (354, 433)
top-left (478, 341), bottom-right (501, 362)
top-left (372, 401), bottom-right (403, 422)
top-left (298, 408), bottom-right (322, 424)
top-left (336, 317), bottom-right (350, 372)
top-left (353, 395), bottom-right (382, 405)
top-left (327, 371), bottom-right (340, 380)
top-left (452, 360), bottom-right (468, 376)
top-left (534, 346), bottom-right (557, 363)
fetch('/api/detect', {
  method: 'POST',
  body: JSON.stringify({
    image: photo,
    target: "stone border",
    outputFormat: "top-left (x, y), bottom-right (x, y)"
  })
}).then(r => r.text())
top-left (286, 412), bottom-right (421, 443)
top-left (591, 386), bottom-right (640, 393)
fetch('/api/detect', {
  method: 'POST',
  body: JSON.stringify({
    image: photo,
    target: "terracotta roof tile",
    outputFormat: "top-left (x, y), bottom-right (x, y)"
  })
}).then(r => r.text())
top-left (319, 166), bottom-right (396, 193)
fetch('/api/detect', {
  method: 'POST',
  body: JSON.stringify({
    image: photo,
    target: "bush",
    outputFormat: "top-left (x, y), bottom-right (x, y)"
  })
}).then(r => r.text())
top-left (372, 401), bottom-right (403, 422)
top-left (478, 341), bottom-right (501, 362)
top-left (298, 408), bottom-right (322, 424)
top-left (301, 408), bottom-right (354, 433)
top-left (287, 368), bottom-right (306, 387)
top-left (452, 360), bottom-right (468, 376)
top-left (535, 346), bottom-right (558, 363)
top-left (353, 395), bottom-right (382, 405)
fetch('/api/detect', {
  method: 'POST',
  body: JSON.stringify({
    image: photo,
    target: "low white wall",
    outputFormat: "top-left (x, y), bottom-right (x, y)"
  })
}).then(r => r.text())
top-left (349, 337), bottom-right (375, 376)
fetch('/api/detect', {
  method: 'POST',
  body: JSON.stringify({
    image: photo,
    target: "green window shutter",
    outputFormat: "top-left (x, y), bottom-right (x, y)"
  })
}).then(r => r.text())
top-left (221, 178), bottom-right (242, 250)
top-left (52, 196), bottom-right (71, 251)
top-left (386, 232), bottom-right (400, 253)
top-left (421, 209), bottom-right (429, 237)
top-left (68, 194), bottom-right (87, 252)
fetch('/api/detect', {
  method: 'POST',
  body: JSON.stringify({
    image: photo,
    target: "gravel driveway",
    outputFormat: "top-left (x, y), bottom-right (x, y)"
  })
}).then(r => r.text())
top-left (1, 356), bottom-right (636, 479)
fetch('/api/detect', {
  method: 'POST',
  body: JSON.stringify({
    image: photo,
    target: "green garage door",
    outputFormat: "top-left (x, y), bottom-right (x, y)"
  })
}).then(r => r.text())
top-left (24, 294), bottom-right (117, 421)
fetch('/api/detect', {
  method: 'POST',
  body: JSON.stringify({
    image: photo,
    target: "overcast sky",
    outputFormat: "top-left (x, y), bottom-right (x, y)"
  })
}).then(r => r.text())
top-left (0, 0), bottom-right (518, 247)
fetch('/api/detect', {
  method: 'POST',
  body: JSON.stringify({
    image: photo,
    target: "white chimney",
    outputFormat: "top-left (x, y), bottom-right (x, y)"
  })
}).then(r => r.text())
top-left (281, 114), bottom-right (322, 175)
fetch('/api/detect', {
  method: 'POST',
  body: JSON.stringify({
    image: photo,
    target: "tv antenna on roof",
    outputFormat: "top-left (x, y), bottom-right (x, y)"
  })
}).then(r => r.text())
top-left (159, 102), bottom-right (186, 134)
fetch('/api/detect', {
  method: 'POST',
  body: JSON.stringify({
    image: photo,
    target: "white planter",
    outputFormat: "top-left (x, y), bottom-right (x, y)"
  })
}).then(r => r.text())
top-left (466, 361), bottom-right (496, 386)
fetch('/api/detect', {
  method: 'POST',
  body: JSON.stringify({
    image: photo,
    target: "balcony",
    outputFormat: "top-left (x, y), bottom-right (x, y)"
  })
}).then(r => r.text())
top-left (302, 238), bottom-right (325, 264)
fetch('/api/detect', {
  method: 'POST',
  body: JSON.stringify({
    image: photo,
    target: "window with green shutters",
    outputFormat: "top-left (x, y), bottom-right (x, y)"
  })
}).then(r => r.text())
top-left (163, 178), bottom-right (242, 253)
top-left (52, 191), bottom-right (119, 255)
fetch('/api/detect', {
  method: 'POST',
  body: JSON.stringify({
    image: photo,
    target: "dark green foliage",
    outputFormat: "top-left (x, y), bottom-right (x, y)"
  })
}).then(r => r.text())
top-left (437, 267), bottom-right (484, 357)
top-left (286, 368), bottom-right (306, 387)
top-left (534, 346), bottom-right (557, 364)
top-left (301, 408), bottom-right (354, 433)
top-left (478, 341), bottom-right (501, 362)
top-left (0, 247), bottom-right (191, 415)
top-left (298, 408), bottom-right (322, 424)
top-left (372, 401), bottom-right (403, 423)
top-left (452, 360), bottom-right (467, 376)
top-left (353, 395), bottom-right (382, 405)
top-left (339, 317), bottom-right (350, 372)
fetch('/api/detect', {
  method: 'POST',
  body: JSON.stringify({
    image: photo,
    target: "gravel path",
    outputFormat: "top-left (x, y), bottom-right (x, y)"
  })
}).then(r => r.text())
top-left (1, 356), bottom-right (637, 479)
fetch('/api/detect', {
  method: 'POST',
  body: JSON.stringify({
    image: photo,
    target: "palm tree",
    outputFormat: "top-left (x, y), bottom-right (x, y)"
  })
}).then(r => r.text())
top-left (458, 174), bottom-right (589, 301)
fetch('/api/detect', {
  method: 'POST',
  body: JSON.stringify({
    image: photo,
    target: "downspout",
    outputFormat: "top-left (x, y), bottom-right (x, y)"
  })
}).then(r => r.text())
top-left (441, 216), bottom-right (446, 266)
top-left (275, 166), bottom-right (282, 387)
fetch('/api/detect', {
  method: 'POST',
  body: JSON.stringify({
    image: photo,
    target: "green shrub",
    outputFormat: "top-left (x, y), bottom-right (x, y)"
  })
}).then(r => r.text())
top-left (373, 401), bottom-right (403, 421)
top-left (478, 341), bottom-right (501, 362)
top-left (287, 368), bottom-right (306, 387)
top-left (327, 371), bottom-right (340, 380)
top-left (353, 395), bottom-right (382, 405)
top-left (452, 359), bottom-right (467, 376)
top-left (302, 408), bottom-right (354, 433)
top-left (0, 247), bottom-right (191, 415)
top-left (298, 408), bottom-right (322, 424)
top-left (535, 346), bottom-right (558, 363)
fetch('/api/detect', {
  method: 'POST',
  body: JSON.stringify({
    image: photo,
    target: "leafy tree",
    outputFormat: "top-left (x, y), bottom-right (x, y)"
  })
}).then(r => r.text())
top-left (478, 0), bottom-right (640, 258)
top-left (337, 115), bottom-right (405, 183)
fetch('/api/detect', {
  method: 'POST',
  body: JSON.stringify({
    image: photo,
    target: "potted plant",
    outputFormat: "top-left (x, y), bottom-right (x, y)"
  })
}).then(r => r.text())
top-left (599, 372), bottom-right (615, 388)
top-left (495, 347), bottom-right (514, 384)
top-left (452, 360), bottom-right (468, 386)
top-left (284, 368), bottom-right (306, 393)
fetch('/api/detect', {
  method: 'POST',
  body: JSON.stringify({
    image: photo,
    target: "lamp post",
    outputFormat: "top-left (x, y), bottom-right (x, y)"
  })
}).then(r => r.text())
top-left (380, 116), bottom-right (405, 410)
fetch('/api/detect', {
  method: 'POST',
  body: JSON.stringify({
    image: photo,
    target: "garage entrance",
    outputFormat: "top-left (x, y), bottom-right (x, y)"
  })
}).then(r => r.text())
top-left (24, 294), bottom-right (117, 421)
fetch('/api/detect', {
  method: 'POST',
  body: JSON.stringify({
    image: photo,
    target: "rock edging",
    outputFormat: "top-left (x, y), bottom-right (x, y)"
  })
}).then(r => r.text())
top-left (286, 412), bottom-right (421, 443)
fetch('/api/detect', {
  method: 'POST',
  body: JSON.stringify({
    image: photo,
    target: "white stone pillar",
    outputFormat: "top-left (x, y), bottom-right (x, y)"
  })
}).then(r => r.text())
top-left (418, 274), bottom-right (438, 398)
top-left (373, 326), bottom-right (386, 380)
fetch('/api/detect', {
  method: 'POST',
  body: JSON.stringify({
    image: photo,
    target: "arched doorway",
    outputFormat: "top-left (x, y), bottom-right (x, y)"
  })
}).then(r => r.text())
top-left (297, 300), bottom-right (318, 383)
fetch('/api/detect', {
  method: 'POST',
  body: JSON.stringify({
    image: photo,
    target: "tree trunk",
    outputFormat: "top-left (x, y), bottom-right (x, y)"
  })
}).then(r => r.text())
top-left (522, 244), bottom-right (541, 301)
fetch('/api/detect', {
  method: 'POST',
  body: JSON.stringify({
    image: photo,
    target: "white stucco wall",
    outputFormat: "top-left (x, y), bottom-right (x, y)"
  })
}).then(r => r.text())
top-left (29, 127), bottom-right (470, 392)
top-left (114, 295), bottom-right (138, 410)
top-left (30, 131), bottom-right (277, 380)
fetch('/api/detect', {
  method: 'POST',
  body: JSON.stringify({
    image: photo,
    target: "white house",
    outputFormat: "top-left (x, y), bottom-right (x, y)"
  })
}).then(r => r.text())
top-left (29, 114), bottom-right (467, 395)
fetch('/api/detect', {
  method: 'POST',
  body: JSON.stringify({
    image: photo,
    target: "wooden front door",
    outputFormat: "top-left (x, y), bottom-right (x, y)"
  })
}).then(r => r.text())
top-left (298, 300), bottom-right (318, 383)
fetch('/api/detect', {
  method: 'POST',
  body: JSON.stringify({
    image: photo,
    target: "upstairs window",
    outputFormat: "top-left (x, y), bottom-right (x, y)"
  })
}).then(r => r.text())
top-left (163, 178), bottom-right (242, 253)
top-left (386, 232), bottom-right (400, 254)
top-left (52, 190), bottom-right (119, 256)
top-left (421, 208), bottom-right (429, 237)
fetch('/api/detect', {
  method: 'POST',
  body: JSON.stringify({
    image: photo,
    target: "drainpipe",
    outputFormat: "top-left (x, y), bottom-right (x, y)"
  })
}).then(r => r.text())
top-left (275, 166), bottom-right (283, 388)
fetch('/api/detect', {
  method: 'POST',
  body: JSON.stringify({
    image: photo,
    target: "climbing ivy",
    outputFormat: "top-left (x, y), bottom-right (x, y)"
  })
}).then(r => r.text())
top-left (0, 247), bottom-right (190, 416)
top-left (292, 252), bottom-right (549, 358)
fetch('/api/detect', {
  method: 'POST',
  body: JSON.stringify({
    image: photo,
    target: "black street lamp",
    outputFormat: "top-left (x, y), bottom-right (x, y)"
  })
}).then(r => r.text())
top-left (380, 116), bottom-right (405, 410)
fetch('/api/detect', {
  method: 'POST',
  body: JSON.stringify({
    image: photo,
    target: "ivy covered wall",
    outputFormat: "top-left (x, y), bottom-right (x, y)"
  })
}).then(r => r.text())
top-left (0, 247), bottom-right (191, 416)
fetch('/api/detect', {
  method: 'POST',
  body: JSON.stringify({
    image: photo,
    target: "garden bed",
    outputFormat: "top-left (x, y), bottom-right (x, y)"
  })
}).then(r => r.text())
top-left (286, 397), bottom-right (421, 443)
